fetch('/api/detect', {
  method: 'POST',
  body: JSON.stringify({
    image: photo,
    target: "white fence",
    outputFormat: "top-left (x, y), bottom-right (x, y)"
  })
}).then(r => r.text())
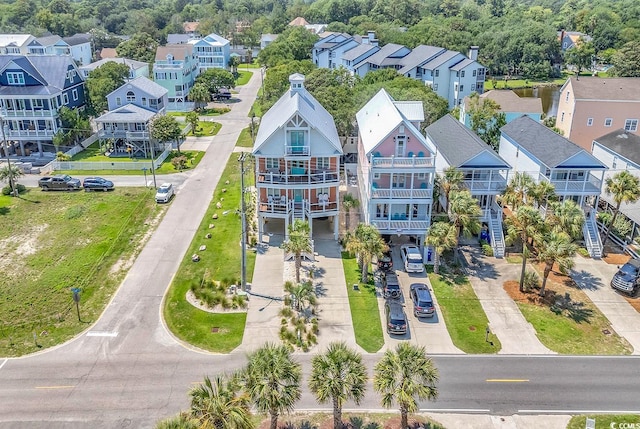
top-left (50, 146), bottom-right (172, 172)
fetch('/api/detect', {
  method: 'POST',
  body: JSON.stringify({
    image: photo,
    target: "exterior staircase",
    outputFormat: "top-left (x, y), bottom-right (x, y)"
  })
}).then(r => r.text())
top-left (489, 205), bottom-right (505, 258)
top-left (583, 214), bottom-right (603, 258)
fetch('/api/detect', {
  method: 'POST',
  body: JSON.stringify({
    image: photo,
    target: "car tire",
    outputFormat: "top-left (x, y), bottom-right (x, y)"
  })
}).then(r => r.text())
top-left (103, 187), bottom-right (108, 192)
top-left (41, 186), bottom-right (48, 191)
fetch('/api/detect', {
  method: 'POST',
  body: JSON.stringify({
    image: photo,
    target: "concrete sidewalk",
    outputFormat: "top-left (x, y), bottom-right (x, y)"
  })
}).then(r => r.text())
top-left (571, 256), bottom-right (640, 355)
top-left (431, 413), bottom-right (571, 429)
top-left (461, 246), bottom-right (555, 355)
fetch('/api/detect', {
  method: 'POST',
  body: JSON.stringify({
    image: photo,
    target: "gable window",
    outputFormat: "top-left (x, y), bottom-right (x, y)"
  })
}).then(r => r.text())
top-left (395, 136), bottom-right (406, 157)
top-left (116, 97), bottom-right (122, 106)
top-left (605, 118), bottom-right (613, 127)
top-left (72, 89), bottom-right (78, 101)
top-left (625, 119), bottom-right (638, 132)
top-left (587, 118), bottom-right (593, 126)
top-left (126, 91), bottom-right (135, 103)
top-left (62, 93), bottom-right (69, 105)
top-left (7, 72), bottom-right (25, 85)
top-left (142, 97), bottom-right (147, 106)
top-left (561, 112), bottom-right (565, 122)
top-left (565, 91), bottom-right (570, 101)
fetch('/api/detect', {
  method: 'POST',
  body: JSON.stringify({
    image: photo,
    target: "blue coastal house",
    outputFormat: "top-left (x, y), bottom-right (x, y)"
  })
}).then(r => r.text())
top-left (153, 44), bottom-right (200, 111)
top-left (190, 33), bottom-right (230, 71)
top-left (460, 90), bottom-right (543, 128)
top-left (0, 55), bottom-right (85, 157)
top-left (95, 77), bottom-right (168, 158)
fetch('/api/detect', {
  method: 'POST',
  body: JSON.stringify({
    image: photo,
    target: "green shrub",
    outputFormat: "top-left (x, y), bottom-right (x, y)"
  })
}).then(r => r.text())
top-left (481, 244), bottom-right (494, 256)
top-left (2, 183), bottom-right (26, 195)
top-left (577, 247), bottom-right (590, 258)
top-left (522, 270), bottom-right (540, 292)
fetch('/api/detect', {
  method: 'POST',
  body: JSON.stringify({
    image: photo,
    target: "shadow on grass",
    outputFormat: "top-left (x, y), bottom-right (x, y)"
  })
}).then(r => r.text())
top-left (0, 206), bottom-right (9, 215)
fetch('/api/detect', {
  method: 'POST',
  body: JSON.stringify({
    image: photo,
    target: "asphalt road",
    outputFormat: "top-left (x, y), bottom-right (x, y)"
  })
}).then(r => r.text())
top-left (2, 70), bottom-right (640, 428)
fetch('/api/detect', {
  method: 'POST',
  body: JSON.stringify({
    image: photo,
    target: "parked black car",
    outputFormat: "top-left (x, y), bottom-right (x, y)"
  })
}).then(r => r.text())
top-left (383, 272), bottom-right (401, 299)
top-left (385, 301), bottom-right (407, 335)
top-left (410, 283), bottom-right (435, 318)
top-left (377, 250), bottom-right (393, 273)
top-left (83, 177), bottom-right (115, 192)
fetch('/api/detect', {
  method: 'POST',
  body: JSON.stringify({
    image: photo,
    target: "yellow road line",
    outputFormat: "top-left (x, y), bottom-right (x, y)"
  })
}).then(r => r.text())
top-left (35, 385), bottom-right (74, 389)
top-left (486, 379), bottom-right (529, 383)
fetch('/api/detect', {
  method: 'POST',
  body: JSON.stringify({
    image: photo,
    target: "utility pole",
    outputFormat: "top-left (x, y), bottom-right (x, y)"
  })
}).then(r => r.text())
top-left (0, 117), bottom-right (18, 197)
top-left (239, 152), bottom-right (247, 291)
top-left (148, 137), bottom-right (157, 188)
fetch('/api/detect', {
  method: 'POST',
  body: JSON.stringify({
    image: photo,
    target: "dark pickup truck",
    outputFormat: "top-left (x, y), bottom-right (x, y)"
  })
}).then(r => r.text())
top-left (212, 88), bottom-right (232, 101)
top-left (38, 174), bottom-right (81, 191)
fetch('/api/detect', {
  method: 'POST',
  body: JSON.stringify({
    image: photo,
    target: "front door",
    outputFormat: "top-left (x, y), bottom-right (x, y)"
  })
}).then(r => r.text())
top-left (293, 189), bottom-right (303, 204)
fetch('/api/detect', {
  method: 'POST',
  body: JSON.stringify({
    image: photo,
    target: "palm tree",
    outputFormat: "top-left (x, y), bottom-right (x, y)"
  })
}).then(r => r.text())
top-left (155, 412), bottom-right (200, 429)
top-left (534, 231), bottom-right (577, 296)
top-left (502, 172), bottom-right (535, 210)
top-left (228, 56), bottom-right (240, 75)
top-left (309, 342), bottom-right (367, 429)
top-left (242, 343), bottom-right (301, 429)
top-left (284, 280), bottom-right (317, 315)
top-left (602, 171), bottom-right (640, 248)
top-left (189, 375), bottom-right (254, 429)
top-left (438, 166), bottom-right (463, 213)
top-left (373, 343), bottom-right (439, 429)
top-left (528, 180), bottom-right (556, 211)
top-left (547, 200), bottom-right (585, 240)
top-left (425, 222), bottom-right (458, 274)
top-left (0, 164), bottom-right (23, 197)
top-left (282, 220), bottom-right (312, 283)
top-left (505, 205), bottom-right (545, 292)
top-left (342, 194), bottom-right (359, 231)
top-left (345, 223), bottom-right (388, 283)
top-left (448, 190), bottom-right (481, 261)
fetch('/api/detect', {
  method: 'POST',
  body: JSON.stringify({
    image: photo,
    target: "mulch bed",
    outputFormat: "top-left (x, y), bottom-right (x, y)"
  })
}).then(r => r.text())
top-left (503, 263), bottom-right (581, 308)
top-left (603, 252), bottom-right (630, 265)
top-left (257, 414), bottom-right (436, 429)
top-left (623, 296), bottom-right (640, 313)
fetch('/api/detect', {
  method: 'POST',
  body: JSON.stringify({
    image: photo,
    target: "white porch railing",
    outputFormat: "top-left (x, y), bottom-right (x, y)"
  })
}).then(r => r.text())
top-left (0, 109), bottom-right (57, 117)
top-left (371, 219), bottom-right (430, 231)
top-left (371, 156), bottom-right (434, 168)
top-left (51, 146), bottom-right (171, 171)
top-left (370, 187), bottom-right (432, 199)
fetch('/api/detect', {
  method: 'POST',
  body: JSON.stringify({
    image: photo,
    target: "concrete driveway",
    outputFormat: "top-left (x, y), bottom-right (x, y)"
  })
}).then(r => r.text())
top-left (378, 244), bottom-right (462, 354)
top-left (571, 256), bottom-right (640, 354)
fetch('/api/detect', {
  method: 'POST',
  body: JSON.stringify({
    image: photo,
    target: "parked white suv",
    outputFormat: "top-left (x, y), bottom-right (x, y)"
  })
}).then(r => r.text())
top-left (400, 244), bottom-right (424, 273)
top-left (155, 183), bottom-right (174, 203)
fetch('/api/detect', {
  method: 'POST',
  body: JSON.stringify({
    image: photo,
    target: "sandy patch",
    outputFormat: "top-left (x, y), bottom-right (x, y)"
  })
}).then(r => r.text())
top-left (0, 224), bottom-right (48, 273)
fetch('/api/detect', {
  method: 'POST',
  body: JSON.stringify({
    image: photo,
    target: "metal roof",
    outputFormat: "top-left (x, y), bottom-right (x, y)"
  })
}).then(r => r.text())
top-left (95, 104), bottom-right (157, 123)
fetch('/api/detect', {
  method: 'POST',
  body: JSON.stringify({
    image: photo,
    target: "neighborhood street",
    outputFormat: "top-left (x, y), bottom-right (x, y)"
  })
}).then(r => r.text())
top-left (2, 70), bottom-right (640, 429)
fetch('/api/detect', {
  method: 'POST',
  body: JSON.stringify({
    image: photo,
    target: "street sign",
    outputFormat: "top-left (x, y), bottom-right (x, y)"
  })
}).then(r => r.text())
top-left (71, 288), bottom-right (81, 303)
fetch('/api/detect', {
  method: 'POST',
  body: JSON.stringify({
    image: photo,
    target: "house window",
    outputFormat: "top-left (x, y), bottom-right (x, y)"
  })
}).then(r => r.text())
top-left (72, 89), bottom-right (78, 101)
top-left (461, 71), bottom-right (465, 77)
top-left (116, 97), bottom-right (122, 106)
top-left (395, 136), bottom-right (405, 157)
top-left (587, 118), bottom-right (593, 126)
top-left (126, 91), bottom-right (135, 103)
top-left (472, 69), bottom-right (477, 77)
top-left (625, 119), bottom-right (638, 132)
top-left (612, 157), bottom-right (617, 169)
top-left (142, 98), bottom-right (147, 106)
top-left (7, 72), bottom-right (25, 85)
top-left (417, 172), bottom-right (426, 180)
top-left (565, 91), bottom-right (570, 101)
top-left (459, 84), bottom-right (464, 92)
top-left (63, 93), bottom-right (69, 105)
top-left (433, 84), bottom-right (438, 91)
top-left (471, 84), bottom-right (476, 91)
top-left (435, 70), bottom-right (439, 77)
top-left (265, 158), bottom-right (279, 170)
top-left (605, 118), bottom-right (613, 127)
top-left (316, 157), bottom-right (330, 170)
top-left (454, 83), bottom-right (458, 91)
top-left (373, 172), bottom-right (381, 179)
top-left (392, 174), bottom-right (406, 188)
top-left (561, 112), bottom-right (565, 122)
top-left (289, 130), bottom-right (305, 149)
top-left (33, 99), bottom-right (43, 108)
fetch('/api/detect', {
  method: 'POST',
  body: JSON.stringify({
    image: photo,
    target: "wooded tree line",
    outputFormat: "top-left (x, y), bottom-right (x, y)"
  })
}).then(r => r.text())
top-left (1, 0), bottom-right (639, 79)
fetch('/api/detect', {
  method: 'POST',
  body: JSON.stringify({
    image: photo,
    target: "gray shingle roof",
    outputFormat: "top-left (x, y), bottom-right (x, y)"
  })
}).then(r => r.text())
top-left (420, 50), bottom-right (459, 70)
top-left (568, 77), bottom-right (640, 101)
top-left (397, 45), bottom-right (446, 75)
top-left (95, 104), bottom-right (157, 123)
top-left (594, 129), bottom-right (640, 166)
top-left (450, 58), bottom-right (474, 71)
top-left (80, 57), bottom-right (148, 72)
top-left (342, 43), bottom-right (377, 61)
top-left (124, 76), bottom-right (167, 98)
top-left (0, 55), bottom-right (79, 94)
top-left (32, 35), bottom-right (64, 46)
top-left (427, 114), bottom-right (509, 168)
top-left (501, 115), bottom-right (604, 168)
top-left (354, 43), bottom-right (406, 68)
top-left (63, 33), bottom-right (91, 46)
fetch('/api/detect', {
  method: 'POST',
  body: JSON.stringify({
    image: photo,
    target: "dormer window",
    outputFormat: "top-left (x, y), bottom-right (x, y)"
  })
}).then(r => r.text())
top-left (7, 72), bottom-right (25, 85)
top-left (166, 54), bottom-right (174, 61)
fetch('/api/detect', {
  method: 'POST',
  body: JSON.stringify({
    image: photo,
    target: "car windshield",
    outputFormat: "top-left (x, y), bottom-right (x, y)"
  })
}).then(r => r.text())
top-left (62, 175), bottom-right (71, 181)
top-left (158, 188), bottom-right (169, 194)
top-left (620, 264), bottom-right (638, 275)
top-left (386, 284), bottom-right (400, 290)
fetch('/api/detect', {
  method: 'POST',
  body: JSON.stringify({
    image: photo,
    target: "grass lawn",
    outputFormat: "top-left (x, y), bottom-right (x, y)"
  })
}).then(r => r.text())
top-left (187, 121), bottom-right (221, 137)
top-left (163, 153), bottom-right (256, 352)
top-left (236, 127), bottom-right (254, 147)
top-left (55, 150), bottom-right (204, 176)
top-left (341, 252), bottom-right (384, 353)
top-left (506, 254), bottom-right (523, 264)
top-left (484, 77), bottom-right (566, 90)
top-left (0, 188), bottom-right (161, 356)
top-left (567, 415), bottom-right (640, 429)
top-left (428, 268), bottom-right (501, 353)
top-left (235, 70), bottom-right (252, 85)
top-left (505, 266), bottom-right (632, 355)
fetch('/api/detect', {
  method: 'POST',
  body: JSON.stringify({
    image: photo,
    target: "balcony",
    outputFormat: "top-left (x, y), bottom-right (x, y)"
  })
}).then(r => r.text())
top-left (5, 129), bottom-right (54, 139)
top-left (126, 131), bottom-right (150, 140)
top-left (285, 145), bottom-right (310, 156)
top-left (371, 156), bottom-right (434, 168)
top-left (0, 108), bottom-right (57, 118)
top-left (154, 63), bottom-right (184, 70)
top-left (257, 170), bottom-right (339, 185)
top-left (98, 130), bottom-right (149, 140)
top-left (370, 186), bottom-right (432, 200)
top-left (371, 219), bottom-right (430, 232)
top-left (539, 172), bottom-right (602, 194)
top-left (461, 178), bottom-right (507, 193)
top-left (258, 198), bottom-right (338, 215)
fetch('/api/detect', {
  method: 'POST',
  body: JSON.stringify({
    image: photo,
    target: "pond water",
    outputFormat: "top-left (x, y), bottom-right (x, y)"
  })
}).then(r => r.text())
top-left (513, 86), bottom-right (561, 118)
